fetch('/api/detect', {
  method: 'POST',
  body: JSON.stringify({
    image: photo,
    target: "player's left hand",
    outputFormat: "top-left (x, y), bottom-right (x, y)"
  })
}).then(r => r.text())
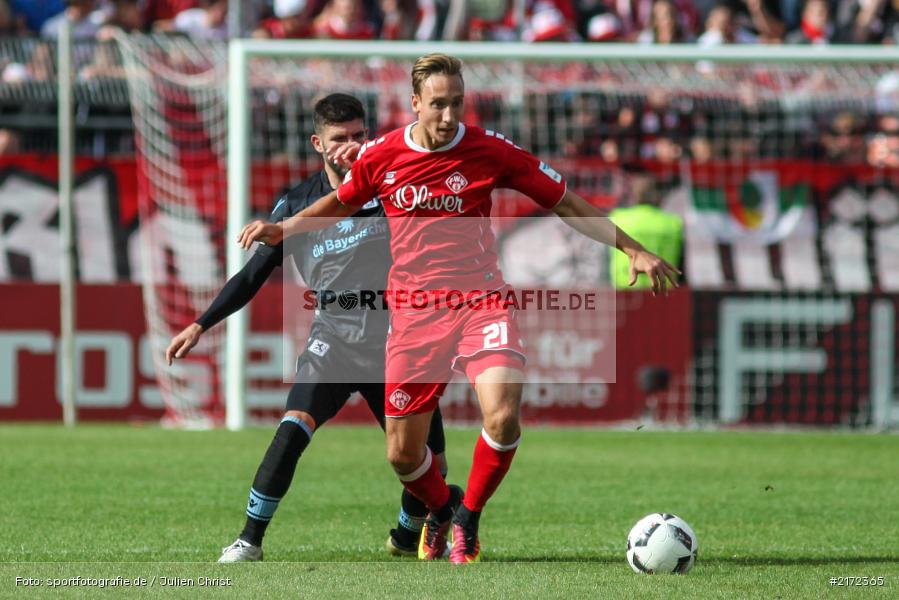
top-left (327, 141), bottom-right (362, 169)
top-left (629, 250), bottom-right (681, 296)
top-left (165, 323), bottom-right (203, 366)
top-left (237, 220), bottom-right (283, 249)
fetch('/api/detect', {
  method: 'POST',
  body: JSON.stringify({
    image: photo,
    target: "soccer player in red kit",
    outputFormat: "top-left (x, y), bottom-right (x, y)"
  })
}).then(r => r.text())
top-left (238, 54), bottom-right (679, 564)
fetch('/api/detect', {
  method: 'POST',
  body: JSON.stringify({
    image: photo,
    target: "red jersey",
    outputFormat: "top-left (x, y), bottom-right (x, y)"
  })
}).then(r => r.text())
top-left (337, 123), bottom-right (567, 296)
top-left (143, 0), bottom-right (197, 22)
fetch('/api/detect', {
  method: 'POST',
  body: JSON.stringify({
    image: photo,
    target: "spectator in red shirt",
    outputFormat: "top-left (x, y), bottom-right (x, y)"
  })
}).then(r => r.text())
top-left (144, 0), bottom-right (196, 29)
top-left (254, 0), bottom-right (313, 38)
top-left (523, 1), bottom-right (579, 41)
top-left (784, 0), bottom-right (832, 44)
top-left (467, 0), bottom-right (576, 41)
top-left (312, 0), bottom-right (375, 39)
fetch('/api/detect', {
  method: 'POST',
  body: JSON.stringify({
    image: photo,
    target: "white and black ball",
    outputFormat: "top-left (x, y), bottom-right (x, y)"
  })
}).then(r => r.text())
top-left (626, 513), bottom-right (698, 574)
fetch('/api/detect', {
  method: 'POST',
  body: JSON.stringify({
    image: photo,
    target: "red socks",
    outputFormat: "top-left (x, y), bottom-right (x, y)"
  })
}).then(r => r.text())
top-left (463, 428), bottom-right (519, 512)
top-left (397, 448), bottom-right (450, 511)
top-left (399, 430), bottom-right (520, 515)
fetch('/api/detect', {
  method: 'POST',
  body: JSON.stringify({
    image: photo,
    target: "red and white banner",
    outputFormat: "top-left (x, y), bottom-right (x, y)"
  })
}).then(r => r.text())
top-left (6, 154), bottom-right (893, 425)
top-left (0, 282), bottom-right (691, 424)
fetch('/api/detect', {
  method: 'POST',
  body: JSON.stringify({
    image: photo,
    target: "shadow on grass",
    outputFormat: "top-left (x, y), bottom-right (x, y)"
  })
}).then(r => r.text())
top-left (706, 555), bottom-right (899, 567)
top-left (486, 555), bottom-right (899, 566)
top-left (5, 555), bottom-right (897, 567)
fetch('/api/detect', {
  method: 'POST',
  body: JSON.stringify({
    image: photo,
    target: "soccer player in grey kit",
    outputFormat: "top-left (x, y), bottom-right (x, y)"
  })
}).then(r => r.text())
top-left (166, 94), bottom-right (450, 562)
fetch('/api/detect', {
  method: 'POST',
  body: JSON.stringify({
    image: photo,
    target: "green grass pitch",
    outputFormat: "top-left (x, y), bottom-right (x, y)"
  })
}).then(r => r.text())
top-left (1, 424), bottom-right (897, 599)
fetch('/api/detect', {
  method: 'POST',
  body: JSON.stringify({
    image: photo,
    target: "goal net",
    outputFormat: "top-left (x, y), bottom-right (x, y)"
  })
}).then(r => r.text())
top-left (116, 34), bottom-right (230, 427)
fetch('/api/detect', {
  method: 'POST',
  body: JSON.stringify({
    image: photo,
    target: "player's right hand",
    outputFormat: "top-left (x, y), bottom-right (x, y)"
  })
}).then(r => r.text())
top-left (238, 220), bottom-right (283, 249)
top-left (327, 141), bottom-right (362, 169)
top-left (628, 249), bottom-right (681, 297)
top-left (165, 323), bottom-right (203, 366)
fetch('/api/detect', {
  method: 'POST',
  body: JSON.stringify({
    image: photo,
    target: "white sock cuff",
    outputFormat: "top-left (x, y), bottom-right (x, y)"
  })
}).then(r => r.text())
top-left (481, 428), bottom-right (520, 452)
top-left (397, 448), bottom-right (433, 482)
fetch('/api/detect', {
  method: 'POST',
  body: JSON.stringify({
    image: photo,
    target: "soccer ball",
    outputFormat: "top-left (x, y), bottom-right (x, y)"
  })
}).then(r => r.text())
top-left (626, 513), bottom-right (698, 574)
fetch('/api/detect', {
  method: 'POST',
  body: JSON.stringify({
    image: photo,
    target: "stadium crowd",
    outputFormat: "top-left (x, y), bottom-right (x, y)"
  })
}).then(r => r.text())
top-left (1, 0), bottom-right (898, 45)
top-left (0, 0), bottom-right (897, 170)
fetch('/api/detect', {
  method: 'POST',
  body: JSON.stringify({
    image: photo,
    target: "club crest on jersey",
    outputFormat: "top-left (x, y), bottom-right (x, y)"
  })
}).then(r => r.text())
top-left (384, 171), bottom-right (396, 184)
top-left (308, 339), bottom-right (330, 357)
top-left (445, 171), bottom-right (468, 194)
top-left (389, 389), bottom-right (411, 410)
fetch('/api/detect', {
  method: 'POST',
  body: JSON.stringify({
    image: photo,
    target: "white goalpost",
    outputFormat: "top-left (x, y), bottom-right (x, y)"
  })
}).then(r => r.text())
top-left (226, 42), bottom-right (250, 431)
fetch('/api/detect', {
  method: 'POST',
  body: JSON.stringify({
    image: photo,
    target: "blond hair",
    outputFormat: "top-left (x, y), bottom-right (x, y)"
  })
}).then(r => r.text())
top-left (411, 53), bottom-right (463, 95)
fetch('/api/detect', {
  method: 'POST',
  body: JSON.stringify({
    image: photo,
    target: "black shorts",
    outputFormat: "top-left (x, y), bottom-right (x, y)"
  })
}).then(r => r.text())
top-left (287, 326), bottom-right (446, 455)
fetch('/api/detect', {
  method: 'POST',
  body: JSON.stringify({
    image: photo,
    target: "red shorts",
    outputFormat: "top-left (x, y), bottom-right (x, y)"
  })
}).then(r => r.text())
top-left (384, 300), bottom-right (526, 417)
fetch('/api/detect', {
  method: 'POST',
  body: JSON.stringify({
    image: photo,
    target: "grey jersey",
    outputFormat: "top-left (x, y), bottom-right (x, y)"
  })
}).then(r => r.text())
top-left (255, 170), bottom-right (390, 349)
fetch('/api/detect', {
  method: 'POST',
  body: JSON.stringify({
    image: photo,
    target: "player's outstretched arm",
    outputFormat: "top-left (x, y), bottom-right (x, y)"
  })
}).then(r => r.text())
top-left (552, 189), bottom-right (681, 296)
top-left (237, 191), bottom-right (354, 250)
top-left (165, 252), bottom-right (279, 365)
